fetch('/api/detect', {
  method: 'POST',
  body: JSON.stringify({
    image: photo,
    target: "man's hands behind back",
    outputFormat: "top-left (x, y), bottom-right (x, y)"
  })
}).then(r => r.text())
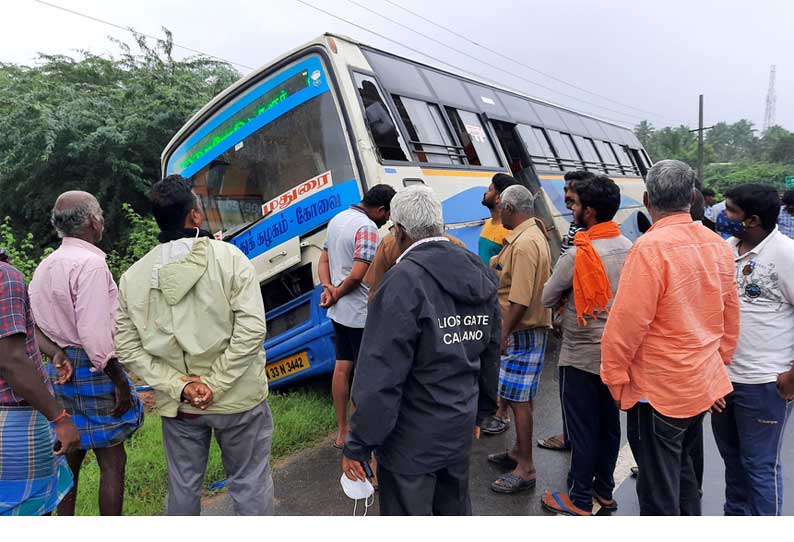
top-left (181, 376), bottom-right (214, 409)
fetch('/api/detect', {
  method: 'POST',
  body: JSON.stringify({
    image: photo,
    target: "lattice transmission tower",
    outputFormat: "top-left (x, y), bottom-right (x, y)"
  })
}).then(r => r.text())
top-left (763, 65), bottom-right (777, 132)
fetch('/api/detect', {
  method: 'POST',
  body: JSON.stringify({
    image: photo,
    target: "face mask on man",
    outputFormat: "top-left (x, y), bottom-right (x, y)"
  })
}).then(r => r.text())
top-left (715, 211), bottom-right (747, 236)
top-left (340, 473), bottom-right (375, 516)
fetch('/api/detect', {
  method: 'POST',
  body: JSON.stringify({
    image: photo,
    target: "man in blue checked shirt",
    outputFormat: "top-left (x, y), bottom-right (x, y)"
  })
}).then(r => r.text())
top-left (779, 190), bottom-right (794, 239)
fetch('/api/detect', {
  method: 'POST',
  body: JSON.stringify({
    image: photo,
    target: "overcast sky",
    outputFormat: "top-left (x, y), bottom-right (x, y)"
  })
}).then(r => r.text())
top-left (5, 0), bottom-right (793, 131)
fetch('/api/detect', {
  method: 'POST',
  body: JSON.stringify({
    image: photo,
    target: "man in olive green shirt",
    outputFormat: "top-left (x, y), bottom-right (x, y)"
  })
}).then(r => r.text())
top-left (364, 231), bottom-right (466, 301)
top-left (116, 175), bottom-right (272, 516)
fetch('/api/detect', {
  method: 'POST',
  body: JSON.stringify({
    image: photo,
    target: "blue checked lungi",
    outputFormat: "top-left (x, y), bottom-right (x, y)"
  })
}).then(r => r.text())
top-left (46, 347), bottom-right (143, 450)
top-left (0, 406), bottom-right (73, 515)
top-left (499, 328), bottom-right (548, 402)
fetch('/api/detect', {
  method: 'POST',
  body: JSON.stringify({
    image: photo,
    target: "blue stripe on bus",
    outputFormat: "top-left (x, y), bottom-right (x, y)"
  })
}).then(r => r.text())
top-left (167, 56), bottom-right (330, 179)
top-left (441, 186), bottom-right (490, 224)
top-left (447, 225), bottom-right (483, 253)
top-left (540, 179), bottom-right (641, 220)
top-left (231, 179), bottom-right (361, 260)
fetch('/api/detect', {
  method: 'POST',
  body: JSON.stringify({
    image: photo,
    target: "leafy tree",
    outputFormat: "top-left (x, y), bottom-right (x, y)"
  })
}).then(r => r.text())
top-left (643, 125), bottom-right (714, 168)
top-left (0, 30), bottom-right (239, 255)
top-left (635, 118), bottom-right (794, 195)
top-left (704, 162), bottom-right (794, 194)
top-left (761, 126), bottom-right (794, 163)
top-left (107, 203), bottom-right (160, 282)
top-left (705, 120), bottom-right (760, 162)
top-left (0, 217), bottom-right (52, 282)
top-left (634, 120), bottom-right (655, 151)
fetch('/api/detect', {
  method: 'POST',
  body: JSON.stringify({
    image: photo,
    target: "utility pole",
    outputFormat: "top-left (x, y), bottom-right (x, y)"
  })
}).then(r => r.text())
top-left (697, 94), bottom-right (704, 190)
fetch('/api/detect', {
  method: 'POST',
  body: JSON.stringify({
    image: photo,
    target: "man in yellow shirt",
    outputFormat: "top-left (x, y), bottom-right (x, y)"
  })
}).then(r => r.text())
top-left (479, 174), bottom-right (518, 436)
top-left (486, 185), bottom-right (553, 493)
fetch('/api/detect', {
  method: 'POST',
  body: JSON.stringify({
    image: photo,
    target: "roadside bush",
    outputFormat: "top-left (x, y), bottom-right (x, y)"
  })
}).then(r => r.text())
top-left (107, 203), bottom-right (159, 281)
top-left (2, 202), bottom-right (157, 282)
top-left (0, 216), bottom-right (52, 281)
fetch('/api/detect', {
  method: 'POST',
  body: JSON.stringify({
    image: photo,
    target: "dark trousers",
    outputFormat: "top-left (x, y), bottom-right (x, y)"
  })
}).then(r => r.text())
top-left (711, 382), bottom-right (793, 515)
top-left (560, 366), bottom-right (621, 511)
top-left (627, 402), bottom-right (704, 516)
top-left (376, 459), bottom-right (472, 516)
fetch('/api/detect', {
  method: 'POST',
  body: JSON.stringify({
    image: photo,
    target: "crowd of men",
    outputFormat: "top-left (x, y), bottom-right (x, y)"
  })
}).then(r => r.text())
top-left (0, 177), bottom-right (273, 516)
top-left (1, 162), bottom-right (793, 516)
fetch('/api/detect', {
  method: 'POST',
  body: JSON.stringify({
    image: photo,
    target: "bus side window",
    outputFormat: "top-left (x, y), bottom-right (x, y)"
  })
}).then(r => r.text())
top-left (595, 140), bottom-right (622, 175)
top-left (353, 73), bottom-right (410, 162)
top-left (572, 135), bottom-right (605, 173)
top-left (392, 96), bottom-right (461, 165)
top-left (514, 124), bottom-right (562, 171)
top-left (444, 107), bottom-right (501, 168)
top-left (615, 144), bottom-right (638, 175)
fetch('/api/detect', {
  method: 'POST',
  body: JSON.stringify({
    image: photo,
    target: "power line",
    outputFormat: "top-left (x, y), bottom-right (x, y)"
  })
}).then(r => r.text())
top-left (345, 0), bottom-right (662, 125)
top-left (31, 0), bottom-right (255, 70)
top-left (294, 0), bottom-right (640, 126)
top-left (382, 0), bottom-right (682, 125)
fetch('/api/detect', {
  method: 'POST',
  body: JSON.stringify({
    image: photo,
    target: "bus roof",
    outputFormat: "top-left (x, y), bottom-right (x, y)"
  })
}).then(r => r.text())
top-left (325, 33), bottom-right (633, 131)
top-left (162, 32), bottom-right (635, 167)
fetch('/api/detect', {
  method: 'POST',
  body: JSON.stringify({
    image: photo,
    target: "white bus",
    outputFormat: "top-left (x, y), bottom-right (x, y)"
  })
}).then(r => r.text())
top-left (161, 33), bottom-right (652, 388)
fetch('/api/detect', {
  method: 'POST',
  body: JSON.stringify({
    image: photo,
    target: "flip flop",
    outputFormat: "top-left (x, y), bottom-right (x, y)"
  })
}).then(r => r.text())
top-left (537, 434), bottom-right (571, 451)
top-left (491, 472), bottom-right (536, 494)
top-left (540, 490), bottom-right (592, 516)
top-left (595, 494), bottom-right (618, 512)
top-left (332, 441), bottom-right (344, 450)
top-left (487, 451), bottom-right (518, 470)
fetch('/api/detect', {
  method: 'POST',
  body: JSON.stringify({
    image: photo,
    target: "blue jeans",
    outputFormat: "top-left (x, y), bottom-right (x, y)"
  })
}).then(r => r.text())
top-left (711, 382), bottom-right (793, 516)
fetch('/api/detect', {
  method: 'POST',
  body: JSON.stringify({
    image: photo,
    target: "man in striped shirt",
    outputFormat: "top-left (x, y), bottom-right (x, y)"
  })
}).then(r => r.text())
top-left (319, 184), bottom-right (396, 449)
top-left (537, 170), bottom-right (594, 452)
top-left (559, 171), bottom-right (595, 256)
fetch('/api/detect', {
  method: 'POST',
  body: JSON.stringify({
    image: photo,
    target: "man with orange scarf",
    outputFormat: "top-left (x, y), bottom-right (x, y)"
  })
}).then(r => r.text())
top-left (539, 176), bottom-right (633, 516)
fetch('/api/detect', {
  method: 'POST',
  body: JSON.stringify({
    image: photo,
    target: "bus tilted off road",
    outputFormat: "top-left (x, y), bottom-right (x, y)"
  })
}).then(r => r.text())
top-left (161, 33), bottom-right (652, 389)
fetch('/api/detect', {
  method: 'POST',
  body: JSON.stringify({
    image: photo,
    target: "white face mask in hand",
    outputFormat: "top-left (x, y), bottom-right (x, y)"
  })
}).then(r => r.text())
top-left (340, 473), bottom-right (375, 516)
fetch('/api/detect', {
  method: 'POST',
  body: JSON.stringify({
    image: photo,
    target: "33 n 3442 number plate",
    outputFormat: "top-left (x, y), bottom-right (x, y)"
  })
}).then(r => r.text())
top-left (266, 351), bottom-right (310, 382)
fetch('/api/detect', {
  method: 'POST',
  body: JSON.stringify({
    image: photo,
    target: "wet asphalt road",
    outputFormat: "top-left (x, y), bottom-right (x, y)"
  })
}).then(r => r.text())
top-left (201, 335), bottom-right (794, 516)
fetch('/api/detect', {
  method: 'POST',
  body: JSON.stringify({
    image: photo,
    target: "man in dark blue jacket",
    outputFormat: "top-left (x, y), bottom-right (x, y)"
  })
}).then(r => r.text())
top-left (341, 185), bottom-right (501, 515)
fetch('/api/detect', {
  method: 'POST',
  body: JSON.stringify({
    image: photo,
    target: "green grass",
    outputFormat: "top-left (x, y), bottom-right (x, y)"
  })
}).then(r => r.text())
top-left (72, 387), bottom-right (335, 516)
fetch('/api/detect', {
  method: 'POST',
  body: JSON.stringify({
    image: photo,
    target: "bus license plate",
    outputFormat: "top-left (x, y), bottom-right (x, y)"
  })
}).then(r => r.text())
top-left (266, 352), bottom-right (310, 383)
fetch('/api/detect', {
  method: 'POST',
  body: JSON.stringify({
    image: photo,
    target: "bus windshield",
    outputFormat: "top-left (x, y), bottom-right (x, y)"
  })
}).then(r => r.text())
top-left (165, 54), bottom-right (355, 238)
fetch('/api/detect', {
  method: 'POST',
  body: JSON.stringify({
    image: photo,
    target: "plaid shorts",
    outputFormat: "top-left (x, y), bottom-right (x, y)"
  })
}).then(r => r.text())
top-left (499, 329), bottom-right (549, 402)
top-left (46, 348), bottom-right (144, 450)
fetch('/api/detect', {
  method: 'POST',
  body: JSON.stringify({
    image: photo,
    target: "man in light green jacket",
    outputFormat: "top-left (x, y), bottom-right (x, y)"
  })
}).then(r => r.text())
top-left (116, 175), bottom-right (272, 516)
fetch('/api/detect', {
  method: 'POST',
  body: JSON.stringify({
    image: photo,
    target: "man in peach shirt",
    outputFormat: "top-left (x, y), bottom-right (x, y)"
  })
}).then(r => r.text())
top-left (601, 160), bottom-right (740, 516)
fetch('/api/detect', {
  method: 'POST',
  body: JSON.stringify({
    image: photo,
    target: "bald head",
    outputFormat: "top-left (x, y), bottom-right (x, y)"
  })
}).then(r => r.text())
top-left (51, 191), bottom-right (104, 241)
